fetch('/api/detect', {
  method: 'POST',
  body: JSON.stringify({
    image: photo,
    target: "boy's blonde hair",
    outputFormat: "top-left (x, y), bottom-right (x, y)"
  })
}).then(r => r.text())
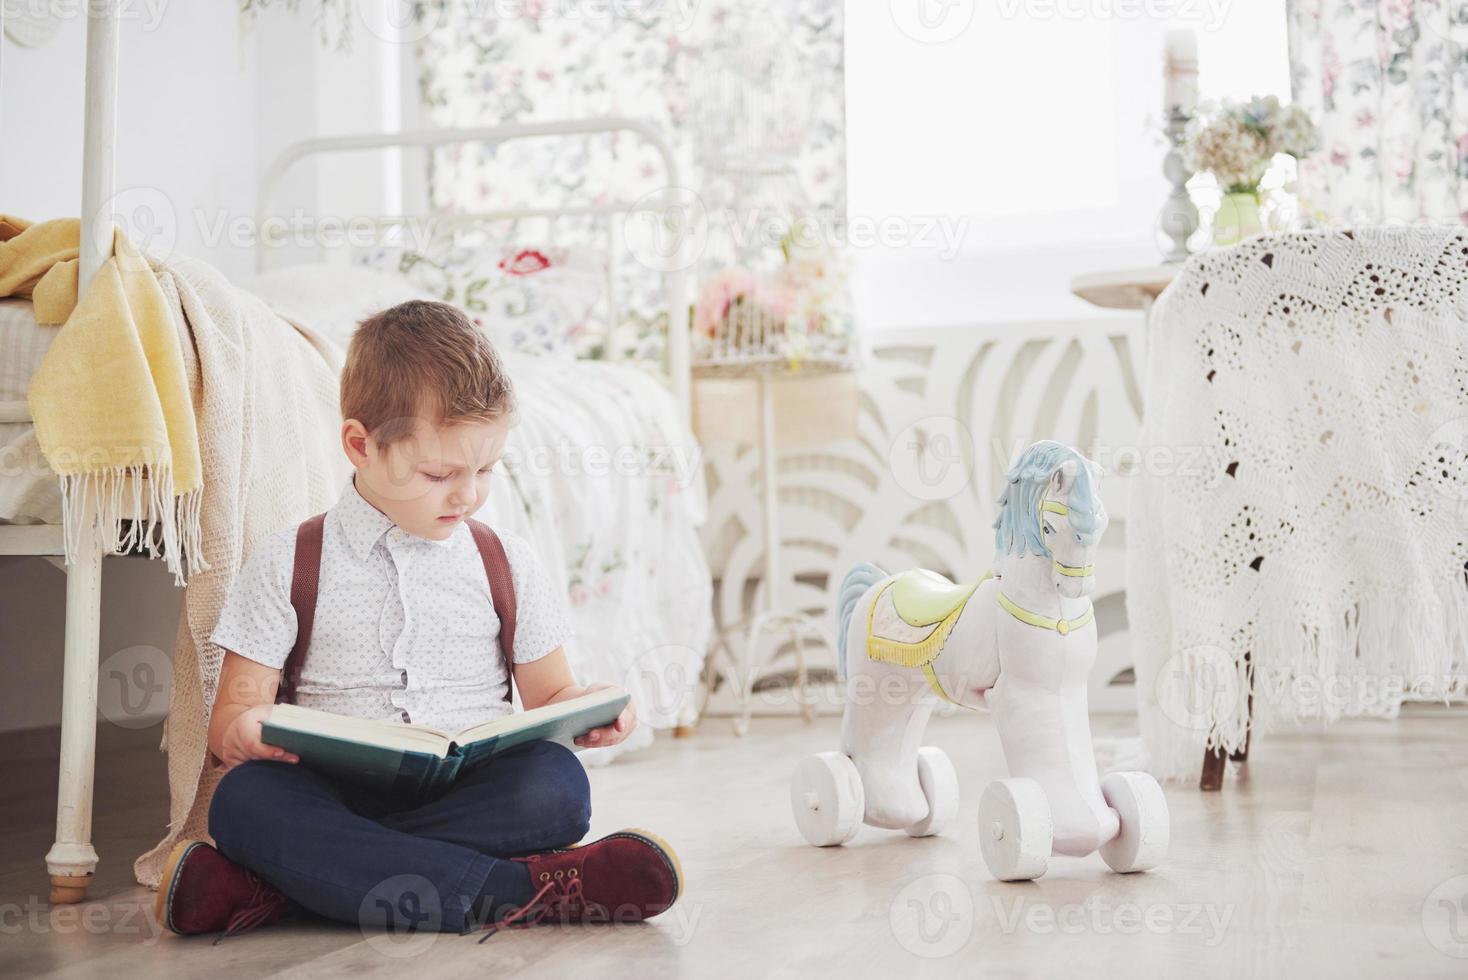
top-left (341, 300), bottom-right (515, 447)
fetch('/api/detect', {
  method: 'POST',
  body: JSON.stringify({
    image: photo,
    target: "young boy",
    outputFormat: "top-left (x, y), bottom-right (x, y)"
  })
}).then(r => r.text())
top-left (155, 300), bottom-right (681, 941)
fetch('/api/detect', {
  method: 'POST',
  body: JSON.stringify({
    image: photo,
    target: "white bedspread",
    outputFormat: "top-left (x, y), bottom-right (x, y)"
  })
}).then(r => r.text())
top-left (487, 352), bottom-right (712, 757)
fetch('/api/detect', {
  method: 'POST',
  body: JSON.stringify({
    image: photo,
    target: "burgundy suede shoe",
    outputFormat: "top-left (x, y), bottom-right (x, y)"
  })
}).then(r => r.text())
top-left (155, 839), bottom-right (289, 943)
top-left (478, 829), bottom-right (682, 941)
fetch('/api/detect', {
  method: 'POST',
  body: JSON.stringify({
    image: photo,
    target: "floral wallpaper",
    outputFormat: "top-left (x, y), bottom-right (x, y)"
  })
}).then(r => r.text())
top-left (1288, 0), bottom-right (1468, 225)
top-left (411, 0), bottom-right (848, 361)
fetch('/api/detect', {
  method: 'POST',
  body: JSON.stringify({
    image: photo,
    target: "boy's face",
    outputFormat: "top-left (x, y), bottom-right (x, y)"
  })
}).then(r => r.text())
top-left (342, 415), bottom-right (512, 541)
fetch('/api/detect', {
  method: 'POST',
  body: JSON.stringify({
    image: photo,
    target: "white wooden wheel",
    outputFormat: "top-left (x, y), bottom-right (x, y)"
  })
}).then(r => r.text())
top-left (791, 752), bottom-right (865, 847)
top-left (978, 778), bottom-right (1052, 881)
top-left (1098, 771), bottom-right (1170, 873)
top-left (904, 747), bottom-right (960, 838)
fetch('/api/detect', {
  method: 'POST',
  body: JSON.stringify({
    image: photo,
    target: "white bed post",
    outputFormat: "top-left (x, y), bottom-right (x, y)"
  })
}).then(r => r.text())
top-left (45, 0), bottom-right (120, 907)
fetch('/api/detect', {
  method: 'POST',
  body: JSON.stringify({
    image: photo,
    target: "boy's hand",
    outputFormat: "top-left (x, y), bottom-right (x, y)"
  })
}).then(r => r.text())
top-left (217, 703), bottom-right (300, 770)
top-left (574, 683), bottom-right (637, 748)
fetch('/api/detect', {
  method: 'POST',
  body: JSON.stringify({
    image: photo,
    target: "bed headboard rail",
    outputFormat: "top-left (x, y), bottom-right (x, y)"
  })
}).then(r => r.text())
top-left (257, 118), bottom-right (691, 419)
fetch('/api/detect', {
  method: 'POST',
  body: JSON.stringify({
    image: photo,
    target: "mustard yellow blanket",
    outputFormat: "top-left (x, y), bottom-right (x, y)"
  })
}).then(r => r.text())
top-left (0, 215), bottom-right (204, 581)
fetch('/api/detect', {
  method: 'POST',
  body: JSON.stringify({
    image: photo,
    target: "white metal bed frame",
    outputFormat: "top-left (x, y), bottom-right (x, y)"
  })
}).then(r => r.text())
top-left (253, 118), bottom-right (692, 417)
top-left (10, 4), bottom-right (692, 905)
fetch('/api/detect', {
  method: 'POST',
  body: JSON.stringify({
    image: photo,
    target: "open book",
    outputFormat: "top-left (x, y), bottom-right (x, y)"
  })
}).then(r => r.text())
top-left (260, 688), bottom-right (629, 797)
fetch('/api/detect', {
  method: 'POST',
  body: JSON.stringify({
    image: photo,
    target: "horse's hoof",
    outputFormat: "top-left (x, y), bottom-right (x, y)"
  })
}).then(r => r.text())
top-left (904, 746), bottom-right (959, 838)
top-left (791, 752), bottom-right (865, 847)
top-left (1099, 771), bottom-right (1169, 873)
top-left (978, 778), bottom-right (1052, 881)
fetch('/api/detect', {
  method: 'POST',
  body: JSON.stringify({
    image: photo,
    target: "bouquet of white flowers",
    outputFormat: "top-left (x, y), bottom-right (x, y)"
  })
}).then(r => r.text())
top-left (1185, 95), bottom-right (1318, 195)
top-left (1185, 96), bottom-right (1317, 245)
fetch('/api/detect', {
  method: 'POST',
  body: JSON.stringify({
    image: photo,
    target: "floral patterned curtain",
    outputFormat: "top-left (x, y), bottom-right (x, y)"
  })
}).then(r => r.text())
top-left (410, 0), bottom-right (847, 358)
top-left (1288, 0), bottom-right (1468, 225)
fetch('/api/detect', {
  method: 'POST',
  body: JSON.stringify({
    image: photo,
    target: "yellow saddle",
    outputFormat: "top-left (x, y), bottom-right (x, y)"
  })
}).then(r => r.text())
top-left (890, 569), bottom-right (983, 626)
top-left (866, 569), bottom-right (991, 669)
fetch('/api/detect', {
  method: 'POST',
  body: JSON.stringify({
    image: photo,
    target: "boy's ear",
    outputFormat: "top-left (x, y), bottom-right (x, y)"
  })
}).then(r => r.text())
top-left (341, 419), bottom-right (372, 467)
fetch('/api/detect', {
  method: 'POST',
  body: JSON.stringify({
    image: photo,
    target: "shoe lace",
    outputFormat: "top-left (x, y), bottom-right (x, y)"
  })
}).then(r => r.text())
top-left (213, 873), bottom-right (287, 945)
top-left (477, 871), bottom-right (586, 944)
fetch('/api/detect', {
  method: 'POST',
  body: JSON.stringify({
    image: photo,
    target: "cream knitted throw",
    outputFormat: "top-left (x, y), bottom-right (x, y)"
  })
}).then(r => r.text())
top-left (1129, 229), bottom-right (1468, 783)
top-left (131, 255), bottom-right (346, 889)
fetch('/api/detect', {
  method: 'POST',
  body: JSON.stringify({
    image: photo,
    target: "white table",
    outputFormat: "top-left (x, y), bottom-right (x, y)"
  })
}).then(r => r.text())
top-left (692, 370), bottom-right (859, 734)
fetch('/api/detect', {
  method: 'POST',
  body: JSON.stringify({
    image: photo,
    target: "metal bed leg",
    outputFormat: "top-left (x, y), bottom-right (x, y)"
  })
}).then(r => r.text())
top-left (44, 520), bottom-right (103, 905)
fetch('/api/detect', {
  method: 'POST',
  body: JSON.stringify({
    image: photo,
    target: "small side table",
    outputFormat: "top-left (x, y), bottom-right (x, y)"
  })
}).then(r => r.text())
top-left (692, 368), bottom-right (859, 735)
top-left (1069, 265), bottom-right (1178, 314)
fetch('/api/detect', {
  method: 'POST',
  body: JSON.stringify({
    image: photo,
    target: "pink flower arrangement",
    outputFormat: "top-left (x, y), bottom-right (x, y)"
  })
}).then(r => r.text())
top-left (693, 266), bottom-right (760, 338)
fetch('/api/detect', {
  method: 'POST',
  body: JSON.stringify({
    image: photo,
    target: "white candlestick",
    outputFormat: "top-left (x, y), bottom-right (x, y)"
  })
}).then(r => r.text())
top-left (1164, 29), bottom-right (1199, 116)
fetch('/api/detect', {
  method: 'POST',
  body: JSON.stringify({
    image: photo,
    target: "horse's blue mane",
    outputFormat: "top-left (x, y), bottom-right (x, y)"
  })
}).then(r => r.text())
top-left (992, 441), bottom-right (1103, 558)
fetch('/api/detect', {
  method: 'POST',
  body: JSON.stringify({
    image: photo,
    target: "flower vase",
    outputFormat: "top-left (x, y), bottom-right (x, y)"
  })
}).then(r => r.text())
top-left (1213, 191), bottom-right (1263, 246)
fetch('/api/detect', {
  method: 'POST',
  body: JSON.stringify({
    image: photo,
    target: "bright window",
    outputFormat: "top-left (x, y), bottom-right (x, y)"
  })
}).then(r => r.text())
top-left (844, 2), bottom-right (1290, 326)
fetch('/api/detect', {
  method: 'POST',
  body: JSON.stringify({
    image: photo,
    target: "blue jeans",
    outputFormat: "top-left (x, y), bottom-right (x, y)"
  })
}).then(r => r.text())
top-left (208, 739), bottom-right (592, 934)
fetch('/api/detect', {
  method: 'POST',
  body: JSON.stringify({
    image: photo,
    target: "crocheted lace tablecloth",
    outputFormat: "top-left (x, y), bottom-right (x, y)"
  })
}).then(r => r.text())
top-left (1128, 230), bottom-right (1468, 782)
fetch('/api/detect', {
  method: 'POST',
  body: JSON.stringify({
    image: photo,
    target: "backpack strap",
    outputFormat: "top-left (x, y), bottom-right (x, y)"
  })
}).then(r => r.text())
top-left (468, 519), bottom-right (517, 704)
top-left (277, 513), bottom-right (517, 707)
top-left (278, 513), bottom-right (327, 705)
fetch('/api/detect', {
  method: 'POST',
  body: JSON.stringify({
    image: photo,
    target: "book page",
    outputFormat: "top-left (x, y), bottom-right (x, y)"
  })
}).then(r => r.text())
top-left (267, 703), bottom-right (455, 758)
top-left (454, 687), bottom-right (627, 744)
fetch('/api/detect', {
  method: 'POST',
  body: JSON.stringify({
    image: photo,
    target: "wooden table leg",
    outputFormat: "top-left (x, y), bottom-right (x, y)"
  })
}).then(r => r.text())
top-left (1200, 745), bottom-right (1227, 791)
top-left (1201, 650), bottom-right (1253, 789)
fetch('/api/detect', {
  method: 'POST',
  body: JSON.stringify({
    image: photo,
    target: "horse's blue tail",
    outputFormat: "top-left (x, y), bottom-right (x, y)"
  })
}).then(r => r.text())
top-left (836, 562), bottom-right (886, 681)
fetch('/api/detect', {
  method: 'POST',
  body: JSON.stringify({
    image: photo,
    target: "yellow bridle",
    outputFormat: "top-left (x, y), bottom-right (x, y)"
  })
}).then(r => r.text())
top-left (1039, 498), bottom-right (1095, 579)
top-left (917, 497), bottom-right (1098, 706)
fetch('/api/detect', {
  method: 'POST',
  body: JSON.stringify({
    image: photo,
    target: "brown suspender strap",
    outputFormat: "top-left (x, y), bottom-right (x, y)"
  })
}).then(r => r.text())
top-left (279, 513), bottom-right (327, 705)
top-left (468, 519), bottom-right (517, 704)
top-left (279, 513), bottom-right (518, 706)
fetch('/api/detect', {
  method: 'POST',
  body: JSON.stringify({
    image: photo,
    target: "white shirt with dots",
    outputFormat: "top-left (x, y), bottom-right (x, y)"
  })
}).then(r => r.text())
top-left (210, 475), bottom-right (574, 733)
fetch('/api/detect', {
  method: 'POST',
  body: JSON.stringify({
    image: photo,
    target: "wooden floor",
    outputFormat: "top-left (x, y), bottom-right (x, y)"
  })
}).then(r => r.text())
top-left (3, 710), bottom-right (1467, 978)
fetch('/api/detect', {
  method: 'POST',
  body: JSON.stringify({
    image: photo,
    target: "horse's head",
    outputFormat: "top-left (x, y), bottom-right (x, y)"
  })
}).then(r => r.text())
top-left (993, 441), bottom-right (1108, 599)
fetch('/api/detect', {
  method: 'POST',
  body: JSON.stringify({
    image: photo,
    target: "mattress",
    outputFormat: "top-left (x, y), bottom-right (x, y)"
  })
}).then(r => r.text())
top-left (0, 298), bottom-right (60, 524)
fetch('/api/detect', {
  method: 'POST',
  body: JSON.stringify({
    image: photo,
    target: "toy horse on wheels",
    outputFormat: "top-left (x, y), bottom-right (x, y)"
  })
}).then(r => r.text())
top-left (791, 441), bottom-right (1169, 880)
